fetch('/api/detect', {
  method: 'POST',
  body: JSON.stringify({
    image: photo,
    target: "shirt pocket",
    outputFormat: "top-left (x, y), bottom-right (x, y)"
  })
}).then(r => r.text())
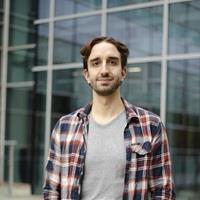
top-left (128, 141), bottom-right (152, 181)
top-left (131, 141), bottom-right (152, 155)
top-left (129, 141), bottom-right (152, 170)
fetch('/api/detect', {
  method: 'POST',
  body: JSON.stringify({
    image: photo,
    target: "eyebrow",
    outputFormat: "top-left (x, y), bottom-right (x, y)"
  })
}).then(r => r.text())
top-left (108, 56), bottom-right (120, 61)
top-left (89, 56), bottom-right (120, 62)
top-left (89, 57), bottom-right (100, 63)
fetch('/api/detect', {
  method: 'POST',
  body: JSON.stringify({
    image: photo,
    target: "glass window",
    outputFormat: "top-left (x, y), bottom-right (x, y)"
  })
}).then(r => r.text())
top-left (9, 0), bottom-right (37, 46)
top-left (0, 0), bottom-right (3, 9)
top-left (107, 7), bottom-right (163, 58)
top-left (8, 49), bottom-right (34, 82)
top-left (108, 0), bottom-right (161, 8)
top-left (167, 59), bottom-right (200, 190)
top-left (37, 0), bottom-right (49, 19)
top-left (52, 68), bottom-right (90, 128)
top-left (35, 23), bottom-right (49, 66)
top-left (122, 62), bottom-right (161, 115)
top-left (169, 0), bottom-right (200, 54)
top-left (55, 0), bottom-right (102, 16)
top-left (54, 16), bottom-right (101, 64)
top-left (0, 52), bottom-right (1, 81)
top-left (31, 71), bottom-right (47, 194)
top-left (0, 0), bottom-right (3, 47)
top-left (5, 86), bottom-right (33, 182)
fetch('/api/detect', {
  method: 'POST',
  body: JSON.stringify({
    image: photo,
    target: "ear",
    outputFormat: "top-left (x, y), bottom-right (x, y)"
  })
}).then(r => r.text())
top-left (83, 69), bottom-right (90, 84)
top-left (121, 67), bottom-right (127, 80)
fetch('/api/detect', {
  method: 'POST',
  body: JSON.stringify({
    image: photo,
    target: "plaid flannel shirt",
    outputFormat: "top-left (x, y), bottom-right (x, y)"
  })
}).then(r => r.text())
top-left (43, 99), bottom-right (175, 200)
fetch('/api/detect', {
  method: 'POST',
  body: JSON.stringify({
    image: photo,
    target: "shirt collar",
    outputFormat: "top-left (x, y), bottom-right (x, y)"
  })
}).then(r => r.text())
top-left (77, 98), bottom-right (139, 123)
top-left (121, 98), bottom-right (139, 123)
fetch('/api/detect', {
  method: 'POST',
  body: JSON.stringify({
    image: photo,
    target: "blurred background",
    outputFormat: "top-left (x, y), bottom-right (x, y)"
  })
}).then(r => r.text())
top-left (0, 0), bottom-right (200, 199)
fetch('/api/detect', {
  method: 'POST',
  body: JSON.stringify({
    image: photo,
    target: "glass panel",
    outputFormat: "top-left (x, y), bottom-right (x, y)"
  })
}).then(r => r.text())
top-left (108, 0), bottom-right (161, 8)
top-left (37, 0), bottom-right (49, 19)
top-left (52, 68), bottom-right (90, 128)
top-left (5, 86), bottom-right (33, 183)
top-left (8, 49), bottom-right (34, 82)
top-left (169, 0), bottom-right (200, 54)
top-left (54, 16), bottom-right (101, 64)
top-left (0, 52), bottom-right (1, 82)
top-left (31, 71), bottom-right (46, 194)
top-left (35, 23), bottom-right (49, 66)
top-left (167, 60), bottom-right (200, 193)
top-left (107, 7), bottom-right (163, 58)
top-left (55, 0), bottom-right (102, 16)
top-left (0, 0), bottom-right (3, 47)
top-left (9, 0), bottom-right (37, 46)
top-left (0, 0), bottom-right (3, 9)
top-left (122, 62), bottom-right (161, 115)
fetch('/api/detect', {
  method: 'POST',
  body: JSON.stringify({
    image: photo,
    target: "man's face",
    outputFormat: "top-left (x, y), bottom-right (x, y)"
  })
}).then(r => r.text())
top-left (84, 41), bottom-right (127, 96)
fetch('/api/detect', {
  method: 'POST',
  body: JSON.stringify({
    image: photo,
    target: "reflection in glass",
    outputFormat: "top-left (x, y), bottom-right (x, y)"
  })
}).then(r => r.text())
top-left (0, 0), bottom-right (3, 47)
top-left (108, 0), bottom-right (160, 7)
top-left (0, 0), bottom-right (3, 10)
top-left (55, 0), bottom-right (102, 16)
top-left (167, 59), bottom-right (200, 189)
top-left (37, 0), bottom-right (49, 19)
top-left (0, 52), bottom-right (1, 81)
top-left (9, 0), bottom-right (36, 46)
top-left (169, 1), bottom-right (200, 54)
top-left (54, 16), bottom-right (101, 64)
top-left (31, 71), bottom-right (47, 194)
top-left (8, 49), bottom-right (34, 82)
top-left (5, 87), bottom-right (33, 182)
top-left (35, 23), bottom-right (49, 66)
top-left (107, 7), bottom-right (163, 58)
top-left (52, 68), bottom-right (90, 128)
top-left (122, 62), bottom-right (161, 115)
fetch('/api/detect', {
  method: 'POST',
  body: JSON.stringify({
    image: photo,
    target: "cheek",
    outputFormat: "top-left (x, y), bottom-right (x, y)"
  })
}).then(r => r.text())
top-left (115, 69), bottom-right (124, 76)
top-left (85, 70), bottom-right (97, 80)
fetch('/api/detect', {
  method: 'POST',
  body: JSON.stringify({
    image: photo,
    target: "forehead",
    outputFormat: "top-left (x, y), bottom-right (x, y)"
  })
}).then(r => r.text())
top-left (89, 41), bottom-right (120, 60)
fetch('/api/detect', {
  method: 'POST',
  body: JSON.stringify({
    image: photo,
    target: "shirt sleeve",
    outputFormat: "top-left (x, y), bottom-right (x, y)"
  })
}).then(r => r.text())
top-left (43, 120), bottom-right (61, 199)
top-left (149, 121), bottom-right (176, 200)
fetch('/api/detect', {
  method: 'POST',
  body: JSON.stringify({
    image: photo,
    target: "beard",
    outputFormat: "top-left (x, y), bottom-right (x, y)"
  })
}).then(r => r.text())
top-left (89, 75), bottom-right (122, 96)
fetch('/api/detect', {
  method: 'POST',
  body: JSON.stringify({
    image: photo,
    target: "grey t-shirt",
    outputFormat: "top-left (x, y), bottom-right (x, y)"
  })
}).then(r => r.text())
top-left (81, 110), bottom-right (127, 200)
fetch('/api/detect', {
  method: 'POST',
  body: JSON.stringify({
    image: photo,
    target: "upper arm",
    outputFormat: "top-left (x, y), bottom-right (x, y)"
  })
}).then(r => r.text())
top-left (43, 120), bottom-right (61, 199)
top-left (149, 122), bottom-right (175, 199)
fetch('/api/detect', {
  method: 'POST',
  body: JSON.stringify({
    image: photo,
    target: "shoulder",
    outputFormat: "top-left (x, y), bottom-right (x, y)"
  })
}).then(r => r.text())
top-left (59, 108), bottom-right (82, 124)
top-left (51, 108), bottom-right (84, 133)
top-left (58, 103), bottom-right (91, 125)
top-left (50, 107), bottom-right (85, 143)
top-left (125, 101), bottom-right (164, 136)
top-left (124, 98), bottom-right (161, 126)
top-left (133, 106), bottom-right (166, 141)
top-left (133, 106), bottom-right (161, 126)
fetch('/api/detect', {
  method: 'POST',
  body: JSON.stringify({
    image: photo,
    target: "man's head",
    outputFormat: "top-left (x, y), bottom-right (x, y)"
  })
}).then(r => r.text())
top-left (80, 36), bottom-right (129, 70)
top-left (80, 36), bottom-right (129, 96)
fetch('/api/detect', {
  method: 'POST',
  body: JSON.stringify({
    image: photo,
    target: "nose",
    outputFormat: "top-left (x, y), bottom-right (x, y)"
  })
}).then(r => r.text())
top-left (100, 61), bottom-right (109, 75)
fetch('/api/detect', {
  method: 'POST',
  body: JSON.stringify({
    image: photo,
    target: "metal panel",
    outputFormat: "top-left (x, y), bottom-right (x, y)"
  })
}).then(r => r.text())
top-left (0, 0), bottom-right (10, 183)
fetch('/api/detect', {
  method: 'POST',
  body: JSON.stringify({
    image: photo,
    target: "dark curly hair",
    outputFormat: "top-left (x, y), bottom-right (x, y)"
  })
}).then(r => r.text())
top-left (80, 36), bottom-right (129, 69)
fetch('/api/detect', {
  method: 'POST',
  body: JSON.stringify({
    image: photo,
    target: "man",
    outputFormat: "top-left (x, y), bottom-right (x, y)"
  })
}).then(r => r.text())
top-left (43, 36), bottom-right (175, 199)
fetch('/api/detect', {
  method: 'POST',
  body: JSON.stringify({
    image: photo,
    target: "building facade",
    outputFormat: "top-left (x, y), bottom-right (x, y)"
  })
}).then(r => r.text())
top-left (0, 0), bottom-right (200, 198)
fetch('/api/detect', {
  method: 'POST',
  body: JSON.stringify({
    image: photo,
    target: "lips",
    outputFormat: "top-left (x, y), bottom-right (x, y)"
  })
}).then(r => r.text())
top-left (97, 77), bottom-right (113, 81)
top-left (98, 79), bottom-right (112, 81)
top-left (97, 79), bottom-right (113, 87)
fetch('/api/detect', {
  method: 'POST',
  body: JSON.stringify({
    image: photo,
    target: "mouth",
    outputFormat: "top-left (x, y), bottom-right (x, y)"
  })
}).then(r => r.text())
top-left (97, 78), bottom-right (113, 84)
top-left (97, 77), bottom-right (113, 81)
top-left (97, 79), bottom-right (114, 87)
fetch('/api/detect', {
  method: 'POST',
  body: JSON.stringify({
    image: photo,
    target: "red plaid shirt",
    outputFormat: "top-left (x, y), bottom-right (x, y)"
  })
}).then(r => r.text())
top-left (43, 99), bottom-right (175, 199)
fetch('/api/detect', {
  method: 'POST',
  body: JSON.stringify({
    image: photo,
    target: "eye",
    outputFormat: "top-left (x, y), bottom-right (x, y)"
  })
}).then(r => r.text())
top-left (90, 59), bottom-right (101, 67)
top-left (109, 59), bottom-right (118, 66)
top-left (92, 61), bottom-right (100, 67)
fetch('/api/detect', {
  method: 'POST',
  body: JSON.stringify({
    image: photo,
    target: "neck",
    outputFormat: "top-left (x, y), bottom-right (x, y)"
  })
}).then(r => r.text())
top-left (91, 90), bottom-right (125, 124)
